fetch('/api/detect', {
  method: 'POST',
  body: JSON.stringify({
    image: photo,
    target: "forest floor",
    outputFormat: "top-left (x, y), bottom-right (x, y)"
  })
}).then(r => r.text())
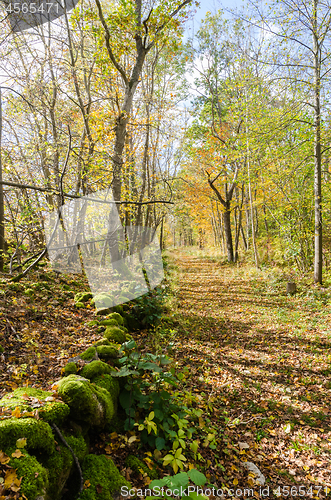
top-left (1, 249), bottom-right (331, 498)
top-left (163, 249), bottom-right (331, 498)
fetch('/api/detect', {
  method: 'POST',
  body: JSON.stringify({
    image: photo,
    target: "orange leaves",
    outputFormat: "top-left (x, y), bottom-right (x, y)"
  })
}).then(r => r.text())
top-left (11, 407), bottom-right (21, 418)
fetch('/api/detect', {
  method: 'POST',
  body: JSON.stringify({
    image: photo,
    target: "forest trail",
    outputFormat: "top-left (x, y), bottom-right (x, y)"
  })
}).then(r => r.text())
top-left (169, 250), bottom-right (331, 493)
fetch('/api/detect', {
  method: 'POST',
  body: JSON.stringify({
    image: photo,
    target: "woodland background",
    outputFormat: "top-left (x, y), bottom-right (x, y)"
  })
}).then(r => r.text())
top-left (0, 0), bottom-right (330, 283)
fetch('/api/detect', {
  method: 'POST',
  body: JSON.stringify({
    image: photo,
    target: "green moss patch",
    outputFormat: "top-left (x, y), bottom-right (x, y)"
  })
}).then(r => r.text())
top-left (104, 326), bottom-right (126, 344)
top-left (0, 417), bottom-right (55, 454)
top-left (95, 339), bottom-right (111, 346)
top-left (10, 449), bottom-right (49, 499)
top-left (125, 455), bottom-right (158, 480)
top-left (75, 292), bottom-right (93, 303)
top-left (45, 433), bottom-right (88, 499)
top-left (92, 293), bottom-right (114, 308)
top-left (80, 360), bottom-right (111, 379)
top-left (80, 346), bottom-right (97, 361)
top-left (80, 454), bottom-right (131, 500)
top-left (64, 362), bottom-right (78, 375)
top-left (106, 313), bottom-right (124, 325)
top-left (96, 345), bottom-right (119, 360)
top-left (92, 374), bottom-right (120, 400)
top-left (99, 318), bottom-right (120, 327)
top-left (0, 387), bottom-right (70, 426)
top-left (56, 374), bottom-right (115, 427)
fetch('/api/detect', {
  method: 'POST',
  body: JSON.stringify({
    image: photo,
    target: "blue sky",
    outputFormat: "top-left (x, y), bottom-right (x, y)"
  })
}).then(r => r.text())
top-left (186, 0), bottom-right (243, 37)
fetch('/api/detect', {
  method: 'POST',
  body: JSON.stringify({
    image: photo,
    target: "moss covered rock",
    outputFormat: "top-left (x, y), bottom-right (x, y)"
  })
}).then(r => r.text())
top-left (56, 374), bottom-right (115, 427)
top-left (75, 302), bottom-right (85, 308)
top-left (80, 360), bottom-right (111, 379)
top-left (9, 449), bottom-right (49, 500)
top-left (95, 338), bottom-right (111, 346)
top-left (99, 318), bottom-right (120, 327)
top-left (80, 346), bottom-right (97, 361)
top-left (125, 455), bottom-right (158, 480)
top-left (45, 433), bottom-right (89, 500)
top-left (92, 293), bottom-right (114, 308)
top-left (96, 345), bottom-right (119, 360)
top-left (64, 362), bottom-right (78, 375)
top-left (96, 308), bottom-right (112, 316)
top-left (106, 313), bottom-right (124, 325)
top-left (92, 374), bottom-right (119, 401)
top-left (104, 326), bottom-right (126, 344)
top-left (0, 417), bottom-right (55, 454)
top-left (75, 292), bottom-right (93, 303)
top-left (0, 387), bottom-right (70, 426)
top-left (80, 454), bottom-right (131, 500)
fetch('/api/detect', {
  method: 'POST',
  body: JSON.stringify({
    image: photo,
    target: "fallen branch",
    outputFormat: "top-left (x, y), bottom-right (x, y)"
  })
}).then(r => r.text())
top-left (50, 423), bottom-right (84, 495)
top-left (0, 180), bottom-right (174, 205)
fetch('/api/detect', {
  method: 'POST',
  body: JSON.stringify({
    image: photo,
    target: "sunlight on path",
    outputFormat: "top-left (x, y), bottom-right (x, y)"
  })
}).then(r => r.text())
top-left (171, 250), bottom-right (331, 492)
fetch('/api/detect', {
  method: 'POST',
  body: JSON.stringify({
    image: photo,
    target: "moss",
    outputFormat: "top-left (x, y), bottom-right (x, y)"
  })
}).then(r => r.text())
top-left (24, 288), bottom-right (34, 297)
top-left (87, 320), bottom-right (99, 327)
top-left (80, 454), bottom-right (131, 500)
top-left (106, 313), bottom-right (124, 325)
top-left (9, 448), bottom-right (49, 499)
top-left (99, 318), bottom-right (120, 327)
top-left (97, 345), bottom-right (119, 360)
top-left (92, 293), bottom-right (114, 308)
top-left (92, 374), bottom-right (120, 400)
top-left (80, 346), bottom-right (97, 361)
top-left (45, 433), bottom-right (88, 500)
top-left (75, 301), bottom-right (85, 308)
top-left (56, 374), bottom-right (114, 427)
top-left (95, 338), bottom-right (111, 346)
top-left (104, 326), bottom-right (126, 344)
top-left (64, 362), bottom-right (78, 375)
top-left (112, 304), bottom-right (123, 314)
top-left (0, 417), bottom-right (55, 454)
top-left (96, 308), bottom-right (112, 316)
top-left (81, 360), bottom-right (111, 379)
top-left (39, 401), bottom-right (70, 425)
top-left (93, 385), bottom-right (115, 426)
top-left (45, 444), bottom-right (72, 500)
top-left (75, 292), bottom-right (93, 303)
top-left (125, 455), bottom-right (158, 480)
top-left (0, 387), bottom-right (70, 426)
top-left (0, 345), bottom-right (4, 353)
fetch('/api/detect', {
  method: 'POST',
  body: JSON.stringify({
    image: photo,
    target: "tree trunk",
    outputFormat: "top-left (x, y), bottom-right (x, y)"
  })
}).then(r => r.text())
top-left (313, 0), bottom-right (322, 284)
top-left (223, 205), bottom-right (234, 262)
top-left (0, 89), bottom-right (4, 272)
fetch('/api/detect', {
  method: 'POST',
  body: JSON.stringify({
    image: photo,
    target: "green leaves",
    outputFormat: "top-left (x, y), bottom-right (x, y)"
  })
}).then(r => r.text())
top-left (146, 470), bottom-right (207, 500)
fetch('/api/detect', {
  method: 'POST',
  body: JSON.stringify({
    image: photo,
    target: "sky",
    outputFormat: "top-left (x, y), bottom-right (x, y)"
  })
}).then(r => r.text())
top-left (188, 0), bottom-right (243, 33)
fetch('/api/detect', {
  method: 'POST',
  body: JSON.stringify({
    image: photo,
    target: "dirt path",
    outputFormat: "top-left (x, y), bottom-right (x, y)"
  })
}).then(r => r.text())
top-left (170, 250), bottom-right (331, 497)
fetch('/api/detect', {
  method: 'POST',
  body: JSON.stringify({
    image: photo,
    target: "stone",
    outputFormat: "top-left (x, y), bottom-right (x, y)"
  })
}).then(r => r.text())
top-left (240, 461), bottom-right (265, 485)
top-left (286, 282), bottom-right (297, 295)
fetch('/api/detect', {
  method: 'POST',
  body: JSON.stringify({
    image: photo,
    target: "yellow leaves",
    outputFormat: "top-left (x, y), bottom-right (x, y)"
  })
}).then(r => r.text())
top-left (11, 450), bottom-right (24, 459)
top-left (16, 439), bottom-right (27, 449)
top-left (0, 451), bottom-right (10, 465)
top-left (233, 478), bottom-right (238, 485)
top-left (143, 457), bottom-right (154, 471)
top-left (83, 479), bottom-right (91, 489)
top-left (4, 468), bottom-right (22, 492)
top-left (11, 407), bottom-right (21, 418)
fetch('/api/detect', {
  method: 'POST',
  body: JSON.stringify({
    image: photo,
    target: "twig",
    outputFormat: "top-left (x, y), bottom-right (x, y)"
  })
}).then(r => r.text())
top-left (50, 423), bottom-right (84, 496)
top-left (11, 248), bottom-right (47, 282)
